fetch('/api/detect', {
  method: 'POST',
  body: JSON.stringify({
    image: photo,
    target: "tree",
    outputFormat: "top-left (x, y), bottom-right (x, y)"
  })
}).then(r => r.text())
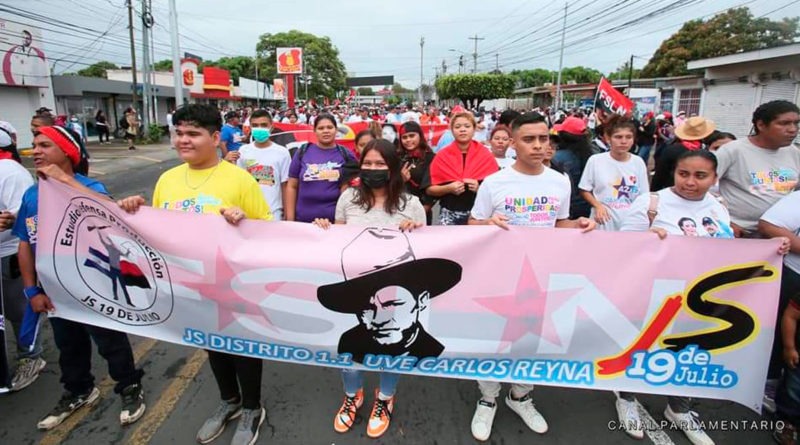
top-left (642, 7), bottom-right (799, 77)
top-left (356, 87), bottom-right (374, 95)
top-left (152, 59), bottom-right (173, 72)
top-left (77, 61), bottom-right (118, 78)
top-left (392, 82), bottom-right (412, 94)
top-left (607, 60), bottom-right (642, 81)
top-left (509, 68), bottom-right (554, 88)
top-left (256, 30), bottom-right (347, 99)
top-left (435, 74), bottom-right (515, 108)
top-left (560, 66), bottom-right (603, 84)
top-left (200, 56), bottom-right (256, 86)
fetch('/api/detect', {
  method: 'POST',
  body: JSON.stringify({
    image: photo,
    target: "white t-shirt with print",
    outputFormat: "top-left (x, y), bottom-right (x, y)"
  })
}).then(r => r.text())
top-left (579, 152), bottom-right (650, 231)
top-left (471, 165), bottom-right (571, 227)
top-left (621, 188), bottom-right (734, 238)
top-left (0, 159), bottom-right (34, 257)
top-left (236, 142), bottom-right (291, 220)
top-left (716, 138), bottom-right (800, 231)
top-left (760, 190), bottom-right (800, 275)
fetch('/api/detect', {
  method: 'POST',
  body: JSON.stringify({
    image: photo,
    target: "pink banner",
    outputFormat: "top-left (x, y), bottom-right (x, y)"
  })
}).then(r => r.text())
top-left (36, 181), bottom-right (782, 411)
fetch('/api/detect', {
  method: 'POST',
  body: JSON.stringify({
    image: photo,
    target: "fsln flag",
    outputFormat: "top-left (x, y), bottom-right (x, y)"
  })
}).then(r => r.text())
top-left (595, 77), bottom-right (634, 116)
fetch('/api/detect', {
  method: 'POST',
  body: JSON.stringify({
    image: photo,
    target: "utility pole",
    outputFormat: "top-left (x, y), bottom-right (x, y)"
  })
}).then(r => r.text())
top-left (168, 0), bottom-right (183, 108)
top-left (255, 48), bottom-right (260, 107)
top-left (441, 59), bottom-right (447, 75)
top-left (140, 0), bottom-right (152, 130)
top-left (419, 36), bottom-right (424, 105)
top-left (126, 0), bottom-right (138, 113)
top-left (495, 53), bottom-right (499, 71)
top-left (459, 55), bottom-right (464, 74)
top-left (554, 2), bottom-right (568, 110)
top-left (468, 34), bottom-right (484, 73)
top-left (627, 54), bottom-right (634, 96)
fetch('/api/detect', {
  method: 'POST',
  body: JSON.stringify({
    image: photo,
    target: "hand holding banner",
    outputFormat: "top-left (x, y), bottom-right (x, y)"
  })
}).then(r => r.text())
top-left (35, 180), bottom-right (782, 412)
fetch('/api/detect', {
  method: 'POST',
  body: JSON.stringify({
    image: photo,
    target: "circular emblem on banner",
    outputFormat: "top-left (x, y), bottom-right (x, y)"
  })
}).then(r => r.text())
top-left (52, 197), bottom-right (174, 326)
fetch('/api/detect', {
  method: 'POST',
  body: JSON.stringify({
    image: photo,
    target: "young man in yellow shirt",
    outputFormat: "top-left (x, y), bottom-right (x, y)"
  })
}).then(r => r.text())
top-left (119, 104), bottom-right (271, 445)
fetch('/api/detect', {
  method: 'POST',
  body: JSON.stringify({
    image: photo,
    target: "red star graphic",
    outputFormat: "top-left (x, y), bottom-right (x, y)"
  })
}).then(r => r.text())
top-left (474, 256), bottom-right (553, 352)
top-left (180, 247), bottom-right (275, 331)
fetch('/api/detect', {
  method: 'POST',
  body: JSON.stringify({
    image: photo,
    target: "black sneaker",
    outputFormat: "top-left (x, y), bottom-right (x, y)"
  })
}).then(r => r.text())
top-left (37, 387), bottom-right (100, 430)
top-left (120, 383), bottom-right (146, 425)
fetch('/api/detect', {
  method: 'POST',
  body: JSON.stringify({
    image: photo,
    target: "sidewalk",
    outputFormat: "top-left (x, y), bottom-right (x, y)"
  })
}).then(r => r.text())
top-left (21, 139), bottom-right (178, 178)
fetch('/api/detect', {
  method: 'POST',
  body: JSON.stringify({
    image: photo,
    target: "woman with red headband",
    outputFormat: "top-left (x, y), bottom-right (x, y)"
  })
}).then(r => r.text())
top-left (12, 126), bottom-right (146, 430)
top-left (427, 112), bottom-right (498, 225)
top-left (397, 121), bottom-right (436, 224)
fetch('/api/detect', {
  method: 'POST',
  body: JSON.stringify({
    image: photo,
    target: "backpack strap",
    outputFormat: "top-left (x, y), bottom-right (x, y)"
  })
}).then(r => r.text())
top-left (646, 193), bottom-right (660, 227)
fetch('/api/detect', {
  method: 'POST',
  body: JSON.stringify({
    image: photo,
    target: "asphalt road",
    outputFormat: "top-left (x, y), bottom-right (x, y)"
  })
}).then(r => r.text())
top-left (0, 156), bottom-right (779, 445)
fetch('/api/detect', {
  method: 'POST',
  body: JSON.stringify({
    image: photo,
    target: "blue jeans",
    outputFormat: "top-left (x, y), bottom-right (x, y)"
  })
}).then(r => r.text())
top-left (342, 369), bottom-right (399, 398)
top-left (49, 317), bottom-right (143, 395)
top-left (638, 144), bottom-right (652, 166)
top-left (1, 254), bottom-right (42, 359)
top-left (777, 361), bottom-right (800, 424)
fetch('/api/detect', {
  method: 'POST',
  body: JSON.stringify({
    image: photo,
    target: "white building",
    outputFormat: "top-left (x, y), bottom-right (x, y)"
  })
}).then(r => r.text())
top-left (0, 20), bottom-right (56, 148)
top-left (688, 43), bottom-right (800, 138)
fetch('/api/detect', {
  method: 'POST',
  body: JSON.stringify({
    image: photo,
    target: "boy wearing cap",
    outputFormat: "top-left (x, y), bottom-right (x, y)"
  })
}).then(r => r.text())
top-left (12, 126), bottom-right (146, 430)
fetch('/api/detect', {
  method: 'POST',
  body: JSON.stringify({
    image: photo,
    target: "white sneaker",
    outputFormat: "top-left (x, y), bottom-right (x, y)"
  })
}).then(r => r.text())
top-left (471, 399), bottom-right (497, 441)
top-left (505, 393), bottom-right (548, 434)
top-left (12, 357), bottom-right (46, 391)
top-left (664, 405), bottom-right (714, 445)
top-left (615, 397), bottom-right (644, 439)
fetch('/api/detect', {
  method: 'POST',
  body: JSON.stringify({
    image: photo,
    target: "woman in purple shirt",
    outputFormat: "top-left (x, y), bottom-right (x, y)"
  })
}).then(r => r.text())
top-left (285, 114), bottom-right (357, 222)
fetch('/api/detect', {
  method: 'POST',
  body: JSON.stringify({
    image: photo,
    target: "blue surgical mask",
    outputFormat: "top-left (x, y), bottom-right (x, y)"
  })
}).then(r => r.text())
top-left (251, 127), bottom-right (271, 143)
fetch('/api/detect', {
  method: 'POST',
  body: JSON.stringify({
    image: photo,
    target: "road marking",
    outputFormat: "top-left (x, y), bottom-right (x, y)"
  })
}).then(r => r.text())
top-left (126, 349), bottom-right (208, 445)
top-left (133, 156), bottom-right (163, 163)
top-left (38, 338), bottom-right (158, 445)
top-left (90, 169), bottom-right (107, 176)
top-left (636, 400), bottom-right (676, 445)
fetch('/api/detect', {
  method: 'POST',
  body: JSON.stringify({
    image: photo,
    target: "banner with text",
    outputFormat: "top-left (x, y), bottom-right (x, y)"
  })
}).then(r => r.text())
top-left (36, 181), bottom-right (782, 412)
top-left (595, 77), bottom-right (634, 116)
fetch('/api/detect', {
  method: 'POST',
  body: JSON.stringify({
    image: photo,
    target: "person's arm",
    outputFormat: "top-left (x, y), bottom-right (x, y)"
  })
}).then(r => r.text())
top-left (555, 217), bottom-right (596, 232)
top-left (36, 165), bottom-right (110, 203)
top-left (18, 240), bottom-right (54, 312)
top-left (579, 189), bottom-right (610, 223)
top-left (783, 302), bottom-right (800, 368)
top-left (285, 178), bottom-right (299, 221)
top-left (427, 182), bottom-right (463, 198)
top-left (219, 141), bottom-right (229, 157)
top-left (759, 221), bottom-right (800, 254)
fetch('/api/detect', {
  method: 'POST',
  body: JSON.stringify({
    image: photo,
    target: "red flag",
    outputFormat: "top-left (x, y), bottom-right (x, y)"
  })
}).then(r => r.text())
top-left (345, 89), bottom-right (356, 103)
top-left (324, 97), bottom-right (330, 107)
top-left (595, 77), bottom-right (633, 116)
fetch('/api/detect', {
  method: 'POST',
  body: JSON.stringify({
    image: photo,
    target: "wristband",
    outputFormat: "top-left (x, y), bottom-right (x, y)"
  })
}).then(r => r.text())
top-left (23, 286), bottom-right (44, 299)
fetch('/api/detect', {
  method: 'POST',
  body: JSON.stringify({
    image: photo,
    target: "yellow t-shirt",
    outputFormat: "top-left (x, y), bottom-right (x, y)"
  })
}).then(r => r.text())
top-left (152, 161), bottom-right (272, 220)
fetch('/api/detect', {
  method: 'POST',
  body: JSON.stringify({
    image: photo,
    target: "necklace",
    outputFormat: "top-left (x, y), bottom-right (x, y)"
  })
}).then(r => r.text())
top-left (184, 161), bottom-right (221, 190)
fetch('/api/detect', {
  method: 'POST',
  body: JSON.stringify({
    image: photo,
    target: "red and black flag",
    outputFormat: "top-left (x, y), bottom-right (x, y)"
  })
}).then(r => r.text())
top-left (595, 77), bottom-right (634, 116)
top-left (84, 247), bottom-right (151, 289)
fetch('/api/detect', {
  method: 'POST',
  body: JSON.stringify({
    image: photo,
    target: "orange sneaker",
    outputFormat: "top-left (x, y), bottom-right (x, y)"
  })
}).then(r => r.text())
top-left (334, 389), bottom-right (364, 433)
top-left (366, 390), bottom-right (394, 438)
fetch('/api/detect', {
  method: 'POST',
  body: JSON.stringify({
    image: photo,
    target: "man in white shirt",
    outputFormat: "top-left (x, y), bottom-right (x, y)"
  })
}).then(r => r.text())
top-left (467, 112), bottom-right (595, 442)
top-left (235, 110), bottom-right (291, 220)
top-left (0, 148), bottom-right (42, 391)
top-left (346, 107), bottom-right (371, 123)
top-left (401, 105), bottom-right (420, 124)
top-left (385, 106), bottom-right (403, 124)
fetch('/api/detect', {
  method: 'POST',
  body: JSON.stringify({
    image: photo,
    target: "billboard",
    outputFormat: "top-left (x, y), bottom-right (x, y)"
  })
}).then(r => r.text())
top-left (276, 47), bottom-right (302, 75)
top-left (0, 19), bottom-right (48, 87)
top-left (346, 76), bottom-right (394, 87)
top-left (273, 78), bottom-right (285, 100)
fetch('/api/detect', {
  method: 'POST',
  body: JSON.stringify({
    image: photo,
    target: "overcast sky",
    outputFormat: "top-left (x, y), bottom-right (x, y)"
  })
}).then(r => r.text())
top-left (7, 0), bottom-right (797, 87)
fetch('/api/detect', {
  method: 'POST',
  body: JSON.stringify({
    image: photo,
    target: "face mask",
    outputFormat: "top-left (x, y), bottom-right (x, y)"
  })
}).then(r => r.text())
top-left (251, 127), bottom-right (271, 143)
top-left (359, 169), bottom-right (390, 189)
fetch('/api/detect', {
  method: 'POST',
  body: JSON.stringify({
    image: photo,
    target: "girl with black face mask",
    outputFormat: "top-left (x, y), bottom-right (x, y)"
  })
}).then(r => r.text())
top-left (311, 138), bottom-right (426, 438)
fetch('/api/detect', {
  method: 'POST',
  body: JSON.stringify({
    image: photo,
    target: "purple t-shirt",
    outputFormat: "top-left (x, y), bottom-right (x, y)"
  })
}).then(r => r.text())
top-left (289, 144), bottom-right (354, 222)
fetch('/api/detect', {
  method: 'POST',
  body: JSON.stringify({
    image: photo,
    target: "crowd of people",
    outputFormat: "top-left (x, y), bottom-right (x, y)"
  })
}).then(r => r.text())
top-left (0, 97), bottom-right (799, 445)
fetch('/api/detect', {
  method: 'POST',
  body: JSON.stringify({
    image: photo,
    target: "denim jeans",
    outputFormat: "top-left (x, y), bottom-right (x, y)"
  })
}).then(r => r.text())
top-left (777, 360), bottom-right (800, 424)
top-left (342, 369), bottom-right (399, 398)
top-left (49, 317), bottom-right (143, 395)
top-left (769, 266), bottom-right (800, 380)
top-left (638, 144), bottom-right (653, 167)
top-left (1, 254), bottom-right (42, 359)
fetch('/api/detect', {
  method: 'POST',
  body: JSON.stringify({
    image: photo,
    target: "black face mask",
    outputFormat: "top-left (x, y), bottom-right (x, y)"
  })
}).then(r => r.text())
top-left (359, 169), bottom-right (390, 188)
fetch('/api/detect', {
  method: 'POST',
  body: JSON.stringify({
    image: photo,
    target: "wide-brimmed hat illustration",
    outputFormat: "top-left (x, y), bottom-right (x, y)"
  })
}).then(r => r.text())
top-left (318, 228), bottom-right (462, 313)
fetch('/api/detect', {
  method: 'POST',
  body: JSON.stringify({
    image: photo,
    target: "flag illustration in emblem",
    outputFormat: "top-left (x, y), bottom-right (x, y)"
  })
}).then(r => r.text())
top-left (85, 247), bottom-right (150, 289)
top-left (82, 226), bottom-right (146, 307)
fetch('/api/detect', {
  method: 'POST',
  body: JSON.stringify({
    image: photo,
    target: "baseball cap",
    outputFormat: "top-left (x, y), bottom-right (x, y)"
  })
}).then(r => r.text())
top-left (554, 117), bottom-right (587, 135)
